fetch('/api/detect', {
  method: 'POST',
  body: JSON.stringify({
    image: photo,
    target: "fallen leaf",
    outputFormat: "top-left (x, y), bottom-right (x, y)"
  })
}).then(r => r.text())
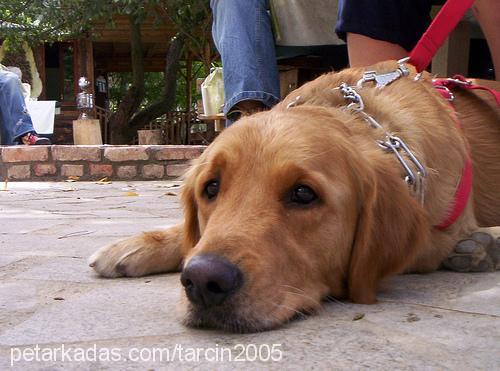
top-left (124, 191), bottom-right (139, 197)
top-left (96, 177), bottom-right (112, 185)
top-left (406, 313), bottom-right (420, 322)
top-left (53, 297), bottom-right (65, 301)
top-left (165, 191), bottom-right (177, 196)
top-left (65, 176), bottom-right (80, 182)
top-left (352, 313), bottom-right (365, 321)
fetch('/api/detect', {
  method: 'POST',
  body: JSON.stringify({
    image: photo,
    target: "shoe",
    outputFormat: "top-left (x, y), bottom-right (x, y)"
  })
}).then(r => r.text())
top-left (21, 133), bottom-right (51, 145)
top-left (227, 100), bottom-right (267, 124)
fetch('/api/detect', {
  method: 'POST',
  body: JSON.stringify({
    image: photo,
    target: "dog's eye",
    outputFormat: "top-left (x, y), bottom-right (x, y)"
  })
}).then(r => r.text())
top-left (203, 180), bottom-right (220, 200)
top-left (289, 185), bottom-right (318, 205)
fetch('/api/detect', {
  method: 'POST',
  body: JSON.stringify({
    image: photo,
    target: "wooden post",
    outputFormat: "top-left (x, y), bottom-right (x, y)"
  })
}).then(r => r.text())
top-left (73, 119), bottom-right (103, 145)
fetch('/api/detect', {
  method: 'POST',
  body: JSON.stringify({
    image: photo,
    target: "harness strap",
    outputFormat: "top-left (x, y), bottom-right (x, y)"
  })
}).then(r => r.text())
top-left (434, 75), bottom-right (500, 106)
top-left (408, 0), bottom-right (476, 73)
top-left (431, 78), bottom-right (475, 230)
top-left (435, 156), bottom-right (473, 230)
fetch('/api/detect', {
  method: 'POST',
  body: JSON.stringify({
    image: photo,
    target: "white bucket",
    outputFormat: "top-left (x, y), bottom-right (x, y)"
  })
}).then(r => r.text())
top-left (201, 67), bottom-right (225, 116)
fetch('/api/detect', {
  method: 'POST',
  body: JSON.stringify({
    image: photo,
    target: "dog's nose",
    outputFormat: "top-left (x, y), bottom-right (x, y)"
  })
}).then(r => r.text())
top-left (180, 254), bottom-right (243, 308)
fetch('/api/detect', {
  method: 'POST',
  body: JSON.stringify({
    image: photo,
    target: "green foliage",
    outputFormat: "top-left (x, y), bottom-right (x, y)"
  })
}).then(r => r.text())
top-left (0, 39), bottom-right (33, 84)
top-left (108, 60), bottom-right (210, 113)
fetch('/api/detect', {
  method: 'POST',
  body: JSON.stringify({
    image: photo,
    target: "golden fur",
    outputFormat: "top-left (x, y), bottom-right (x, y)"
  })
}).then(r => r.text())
top-left (89, 61), bottom-right (500, 332)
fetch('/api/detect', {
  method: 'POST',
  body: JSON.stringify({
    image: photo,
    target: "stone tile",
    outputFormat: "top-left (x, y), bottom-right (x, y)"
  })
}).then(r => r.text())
top-left (60, 164), bottom-right (84, 177)
top-left (0, 282), bottom-right (38, 311)
top-left (166, 164), bottom-right (189, 177)
top-left (0, 181), bottom-right (499, 370)
top-left (104, 147), bottom-right (149, 162)
top-left (116, 166), bottom-right (137, 179)
top-left (52, 146), bottom-right (101, 162)
top-left (1, 147), bottom-right (48, 162)
top-left (0, 276), bottom-right (184, 346)
top-left (33, 164), bottom-right (57, 177)
top-left (7, 165), bottom-right (30, 179)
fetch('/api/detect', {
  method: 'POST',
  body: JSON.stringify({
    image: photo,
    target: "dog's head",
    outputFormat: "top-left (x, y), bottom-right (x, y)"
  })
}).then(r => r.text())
top-left (179, 106), bottom-right (428, 332)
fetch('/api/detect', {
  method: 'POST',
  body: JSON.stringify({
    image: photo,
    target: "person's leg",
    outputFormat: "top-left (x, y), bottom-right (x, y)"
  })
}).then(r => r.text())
top-left (346, 34), bottom-right (408, 68)
top-left (473, 0), bottom-right (499, 80)
top-left (210, 0), bottom-right (280, 123)
top-left (0, 71), bottom-right (36, 145)
top-left (336, 0), bottom-right (433, 67)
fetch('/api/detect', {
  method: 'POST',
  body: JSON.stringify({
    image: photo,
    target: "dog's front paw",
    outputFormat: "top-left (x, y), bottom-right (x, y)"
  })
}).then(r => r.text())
top-left (443, 231), bottom-right (500, 272)
top-left (88, 227), bottom-right (184, 278)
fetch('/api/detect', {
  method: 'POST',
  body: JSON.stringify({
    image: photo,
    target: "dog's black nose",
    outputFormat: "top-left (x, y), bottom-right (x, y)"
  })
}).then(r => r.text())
top-left (181, 254), bottom-right (243, 308)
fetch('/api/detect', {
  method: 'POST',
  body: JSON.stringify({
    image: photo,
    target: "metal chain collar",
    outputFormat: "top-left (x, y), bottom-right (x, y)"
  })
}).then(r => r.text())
top-left (336, 60), bottom-right (427, 204)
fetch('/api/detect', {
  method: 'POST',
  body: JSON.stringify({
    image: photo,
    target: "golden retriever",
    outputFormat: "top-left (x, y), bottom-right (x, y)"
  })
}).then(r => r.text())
top-left (89, 61), bottom-right (500, 333)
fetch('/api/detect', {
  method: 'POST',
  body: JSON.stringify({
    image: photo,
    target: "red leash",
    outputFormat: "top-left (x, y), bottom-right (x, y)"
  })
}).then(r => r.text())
top-left (407, 0), bottom-right (476, 230)
top-left (408, 0), bottom-right (476, 73)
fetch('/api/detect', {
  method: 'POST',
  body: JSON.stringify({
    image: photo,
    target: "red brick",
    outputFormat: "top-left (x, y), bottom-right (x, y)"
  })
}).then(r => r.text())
top-left (154, 145), bottom-right (205, 160)
top-left (52, 146), bottom-right (101, 161)
top-left (90, 164), bottom-right (113, 177)
top-left (104, 147), bottom-right (149, 162)
top-left (34, 163), bottom-right (57, 177)
top-left (166, 164), bottom-right (189, 177)
top-left (116, 166), bottom-right (137, 179)
top-left (61, 164), bottom-right (84, 177)
top-left (142, 164), bottom-right (164, 179)
top-left (7, 165), bottom-right (31, 179)
top-left (2, 147), bottom-right (48, 162)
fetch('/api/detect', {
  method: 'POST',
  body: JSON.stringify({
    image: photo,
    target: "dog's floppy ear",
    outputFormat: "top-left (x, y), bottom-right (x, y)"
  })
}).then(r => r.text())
top-left (180, 163), bottom-right (201, 250)
top-left (348, 161), bottom-right (430, 304)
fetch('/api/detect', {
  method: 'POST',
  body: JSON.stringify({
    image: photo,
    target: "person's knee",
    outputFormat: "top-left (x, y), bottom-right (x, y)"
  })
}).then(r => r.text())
top-left (0, 71), bottom-right (21, 92)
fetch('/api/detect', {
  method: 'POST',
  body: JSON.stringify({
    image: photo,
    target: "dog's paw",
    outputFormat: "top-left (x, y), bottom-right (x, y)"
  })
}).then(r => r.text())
top-left (443, 231), bottom-right (500, 272)
top-left (88, 229), bottom-right (183, 278)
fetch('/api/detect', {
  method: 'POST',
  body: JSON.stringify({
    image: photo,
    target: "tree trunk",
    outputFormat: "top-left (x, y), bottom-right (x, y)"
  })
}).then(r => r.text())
top-left (108, 14), bottom-right (145, 144)
top-left (127, 34), bottom-right (185, 131)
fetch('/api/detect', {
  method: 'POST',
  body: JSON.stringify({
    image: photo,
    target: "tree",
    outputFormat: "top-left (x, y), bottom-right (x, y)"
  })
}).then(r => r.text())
top-left (0, 0), bottom-right (216, 144)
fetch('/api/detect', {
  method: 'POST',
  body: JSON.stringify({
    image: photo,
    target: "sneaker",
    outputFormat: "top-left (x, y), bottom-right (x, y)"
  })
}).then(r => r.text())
top-left (21, 133), bottom-right (51, 145)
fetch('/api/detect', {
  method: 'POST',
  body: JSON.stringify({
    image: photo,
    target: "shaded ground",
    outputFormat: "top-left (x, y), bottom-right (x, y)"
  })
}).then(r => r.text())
top-left (0, 181), bottom-right (499, 370)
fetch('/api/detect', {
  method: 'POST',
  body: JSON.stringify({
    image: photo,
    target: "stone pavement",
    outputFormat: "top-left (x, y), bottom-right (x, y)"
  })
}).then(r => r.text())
top-left (0, 181), bottom-right (499, 370)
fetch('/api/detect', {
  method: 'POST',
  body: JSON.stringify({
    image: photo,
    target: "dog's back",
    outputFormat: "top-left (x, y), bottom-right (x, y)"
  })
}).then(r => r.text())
top-left (454, 80), bottom-right (500, 226)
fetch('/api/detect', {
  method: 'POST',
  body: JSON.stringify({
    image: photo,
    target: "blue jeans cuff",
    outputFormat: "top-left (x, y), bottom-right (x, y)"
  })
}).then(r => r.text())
top-left (224, 91), bottom-right (280, 116)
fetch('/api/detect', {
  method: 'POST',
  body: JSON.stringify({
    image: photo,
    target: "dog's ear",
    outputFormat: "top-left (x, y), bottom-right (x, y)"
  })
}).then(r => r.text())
top-left (180, 164), bottom-right (201, 250)
top-left (348, 161), bottom-right (430, 304)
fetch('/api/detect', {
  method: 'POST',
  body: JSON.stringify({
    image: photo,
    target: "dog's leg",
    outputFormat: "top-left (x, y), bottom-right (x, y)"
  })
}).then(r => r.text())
top-left (443, 226), bottom-right (500, 272)
top-left (88, 224), bottom-right (185, 278)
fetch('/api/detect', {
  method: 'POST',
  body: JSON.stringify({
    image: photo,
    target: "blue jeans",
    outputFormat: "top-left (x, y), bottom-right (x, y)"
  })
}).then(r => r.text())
top-left (0, 70), bottom-right (35, 145)
top-left (210, 0), bottom-right (280, 121)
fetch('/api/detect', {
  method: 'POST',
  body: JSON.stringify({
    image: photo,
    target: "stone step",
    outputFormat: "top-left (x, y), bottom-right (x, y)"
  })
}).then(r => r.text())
top-left (0, 145), bottom-right (205, 181)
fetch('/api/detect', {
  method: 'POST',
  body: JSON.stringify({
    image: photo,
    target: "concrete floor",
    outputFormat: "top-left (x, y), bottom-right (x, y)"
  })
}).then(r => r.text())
top-left (0, 181), bottom-right (499, 370)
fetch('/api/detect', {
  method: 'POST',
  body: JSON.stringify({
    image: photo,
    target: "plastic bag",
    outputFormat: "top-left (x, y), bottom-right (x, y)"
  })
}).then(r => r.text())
top-left (201, 67), bottom-right (225, 116)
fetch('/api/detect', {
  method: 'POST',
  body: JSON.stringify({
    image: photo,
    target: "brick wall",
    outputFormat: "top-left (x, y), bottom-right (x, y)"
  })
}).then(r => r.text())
top-left (0, 145), bottom-right (205, 181)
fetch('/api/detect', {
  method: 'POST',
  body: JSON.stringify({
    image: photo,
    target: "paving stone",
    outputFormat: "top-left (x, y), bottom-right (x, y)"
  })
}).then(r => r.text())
top-left (2, 147), bottom-right (48, 162)
top-left (142, 164), bottom-right (164, 179)
top-left (166, 164), bottom-right (189, 177)
top-left (52, 146), bottom-right (101, 162)
top-left (7, 165), bottom-right (30, 179)
top-left (0, 181), bottom-right (498, 370)
top-left (104, 147), bottom-right (148, 162)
